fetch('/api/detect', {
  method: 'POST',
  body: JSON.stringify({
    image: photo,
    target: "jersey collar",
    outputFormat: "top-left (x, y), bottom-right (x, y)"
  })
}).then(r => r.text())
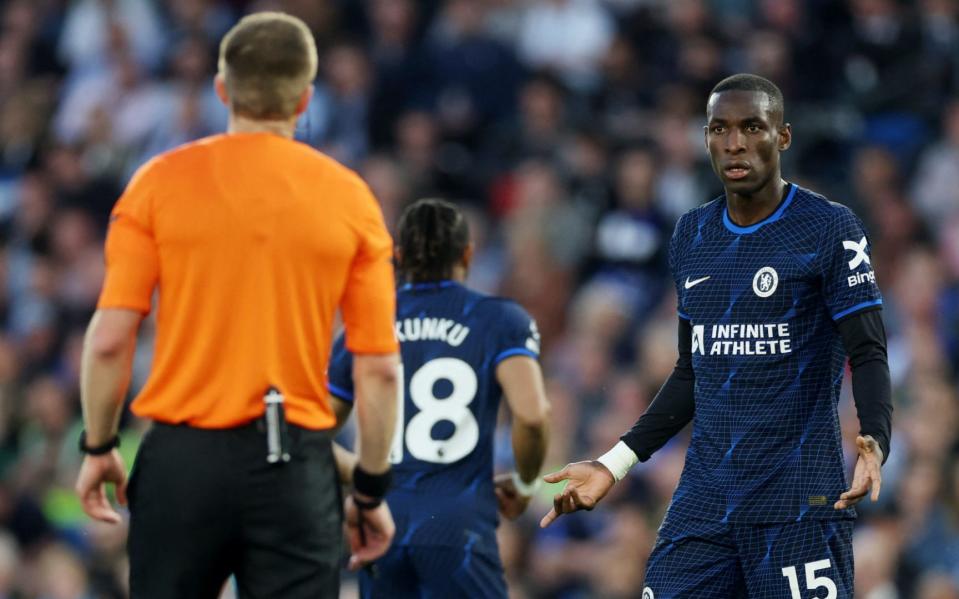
top-left (722, 183), bottom-right (797, 234)
top-left (399, 280), bottom-right (459, 292)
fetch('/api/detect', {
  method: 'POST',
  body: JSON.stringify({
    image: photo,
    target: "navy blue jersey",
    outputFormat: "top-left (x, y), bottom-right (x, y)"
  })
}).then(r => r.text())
top-left (669, 183), bottom-right (881, 523)
top-left (328, 281), bottom-right (539, 550)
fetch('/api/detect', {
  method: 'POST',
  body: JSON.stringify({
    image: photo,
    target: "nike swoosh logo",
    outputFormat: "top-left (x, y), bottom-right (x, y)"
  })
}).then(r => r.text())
top-left (684, 276), bottom-right (711, 289)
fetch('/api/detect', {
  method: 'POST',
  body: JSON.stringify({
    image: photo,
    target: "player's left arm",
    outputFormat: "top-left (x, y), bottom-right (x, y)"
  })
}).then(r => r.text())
top-left (496, 355), bottom-right (551, 519)
top-left (834, 308), bottom-right (892, 509)
top-left (819, 206), bottom-right (892, 509)
top-left (326, 334), bottom-right (360, 481)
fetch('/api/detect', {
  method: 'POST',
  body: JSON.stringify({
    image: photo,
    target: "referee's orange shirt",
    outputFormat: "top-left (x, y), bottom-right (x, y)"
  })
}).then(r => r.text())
top-left (97, 132), bottom-right (398, 430)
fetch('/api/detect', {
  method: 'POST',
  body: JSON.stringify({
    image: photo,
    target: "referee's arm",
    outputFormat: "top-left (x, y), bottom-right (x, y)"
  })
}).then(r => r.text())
top-left (76, 308), bottom-right (143, 523)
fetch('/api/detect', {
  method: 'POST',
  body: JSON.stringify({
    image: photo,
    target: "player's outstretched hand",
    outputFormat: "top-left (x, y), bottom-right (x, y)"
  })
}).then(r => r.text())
top-left (75, 450), bottom-right (127, 524)
top-left (494, 472), bottom-right (531, 520)
top-left (344, 494), bottom-right (395, 571)
top-left (835, 435), bottom-right (883, 510)
top-left (539, 460), bottom-right (615, 528)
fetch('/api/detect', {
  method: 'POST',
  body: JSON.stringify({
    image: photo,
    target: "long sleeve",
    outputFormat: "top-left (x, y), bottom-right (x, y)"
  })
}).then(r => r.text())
top-left (620, 317), bottom-right (696, 462)
top-left (837, 308), bottom-right (892, 463)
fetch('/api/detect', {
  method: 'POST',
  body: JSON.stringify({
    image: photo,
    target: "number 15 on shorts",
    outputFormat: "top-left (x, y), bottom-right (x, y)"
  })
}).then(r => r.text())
top-left (782, 559), bottom-right (837, 599)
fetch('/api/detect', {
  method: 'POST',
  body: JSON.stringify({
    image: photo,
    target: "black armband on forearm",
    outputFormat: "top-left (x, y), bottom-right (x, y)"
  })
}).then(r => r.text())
top-left (838, 309), bottom-right (893, 463)
top-left (352, 465), bottom-right (393, 504)
top-left (621, 318), bottom-right (696, 461)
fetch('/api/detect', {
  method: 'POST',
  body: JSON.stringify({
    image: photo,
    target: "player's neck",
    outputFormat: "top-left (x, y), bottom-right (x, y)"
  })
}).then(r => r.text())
top-left (725, 178), bottom-right (788, 227)
top-left (228, 114), bottom-right (297, 138)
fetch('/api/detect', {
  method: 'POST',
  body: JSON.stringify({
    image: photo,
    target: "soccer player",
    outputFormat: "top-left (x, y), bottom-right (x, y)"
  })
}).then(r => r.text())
top-left (328, 198), bottom-right (551, 598)
top-left (73, 13), bottom-right (399, 598)
top-left (541, 74), bottom-right (892, 598)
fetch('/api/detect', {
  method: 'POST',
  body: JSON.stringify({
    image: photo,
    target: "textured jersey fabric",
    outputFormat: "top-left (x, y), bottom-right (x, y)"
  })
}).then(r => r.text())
top-left (643, 516), bottom-right (854, 598)
top-left (328, 281), bottom-right (539, 550)
top-left (99, 132), bottom-right (397, 429)
top-left (668, 183), bottom-right (882, 524)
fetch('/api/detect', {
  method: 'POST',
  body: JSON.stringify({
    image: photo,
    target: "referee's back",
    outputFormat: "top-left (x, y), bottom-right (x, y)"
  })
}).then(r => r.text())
top-left (100, 132), bottom-right (396, 429)
top-left (74, 12), bottom-right (400, 599)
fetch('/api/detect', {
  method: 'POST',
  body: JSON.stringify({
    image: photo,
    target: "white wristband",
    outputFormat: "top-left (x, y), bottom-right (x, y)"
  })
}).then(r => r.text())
top-left (596, 441), bottom-right (639, 482)
top-left (511, 471), bottom-right (542, 497)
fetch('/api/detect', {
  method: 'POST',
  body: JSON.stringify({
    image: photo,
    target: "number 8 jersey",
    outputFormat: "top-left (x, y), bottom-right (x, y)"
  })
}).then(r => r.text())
top-left (327, 280), bottom-right (540, 552)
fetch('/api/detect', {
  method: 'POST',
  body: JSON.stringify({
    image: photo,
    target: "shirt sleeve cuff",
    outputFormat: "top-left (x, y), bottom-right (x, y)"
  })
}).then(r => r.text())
top-left (327, 383), bottom-right (354, 402)
top-left (596, 441), bottom-right (639, 482)
top-left (493, 347), bottom-right (538, 366)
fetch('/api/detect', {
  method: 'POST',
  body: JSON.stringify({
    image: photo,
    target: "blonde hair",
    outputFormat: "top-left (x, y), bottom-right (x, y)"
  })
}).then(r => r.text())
top-left (218, 12), bottom-right (318, 120)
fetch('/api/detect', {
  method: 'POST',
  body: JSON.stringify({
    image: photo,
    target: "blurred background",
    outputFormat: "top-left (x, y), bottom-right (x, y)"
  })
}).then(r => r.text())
top-left (0, 0), bottom-right (956, 597)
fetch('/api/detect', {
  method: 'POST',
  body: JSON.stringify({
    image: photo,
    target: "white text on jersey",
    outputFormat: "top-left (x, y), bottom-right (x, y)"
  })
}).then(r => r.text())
top-left (847, 270), bottom-right (876, 288)
top-left (692, 323), bottom-right (792, 356)
top-left (395, 318), bottom-right (471, 347)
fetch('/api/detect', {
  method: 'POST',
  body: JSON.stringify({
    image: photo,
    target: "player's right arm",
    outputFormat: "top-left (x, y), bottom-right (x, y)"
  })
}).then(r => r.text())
top-left (540, 316), bottom-right (695, 528)
top-left (351, 354), bottom-right (400, 473)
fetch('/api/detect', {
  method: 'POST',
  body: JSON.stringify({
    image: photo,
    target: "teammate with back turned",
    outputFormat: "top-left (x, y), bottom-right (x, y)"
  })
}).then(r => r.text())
top-left (328, 198), bottom-right (551, 598)
top-left (541, 74), bottom-right (893, 598)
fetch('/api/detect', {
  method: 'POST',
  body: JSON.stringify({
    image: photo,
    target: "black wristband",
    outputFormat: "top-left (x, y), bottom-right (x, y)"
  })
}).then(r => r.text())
top-left (79, 430), bottom-right (120, 455)
top-left (351, 494), bottom-right (383, 510)
top-left (352, 465), bottom-right (392, 500)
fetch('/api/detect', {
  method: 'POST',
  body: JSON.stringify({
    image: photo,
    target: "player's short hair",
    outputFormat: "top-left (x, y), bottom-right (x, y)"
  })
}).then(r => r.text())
top-left (217, 12), bottom-right (318, 120)
top-left (397, 199), bottom-right (470, 283)
top-left (709, 73), bottom-right (785, 122)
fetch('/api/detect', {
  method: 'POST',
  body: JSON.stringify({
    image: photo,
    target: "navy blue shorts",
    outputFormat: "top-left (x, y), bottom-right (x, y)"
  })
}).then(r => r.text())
top-left (643, 516), bottom-right (854, 599)
top-left (358, 544), bottom-right (507, 599)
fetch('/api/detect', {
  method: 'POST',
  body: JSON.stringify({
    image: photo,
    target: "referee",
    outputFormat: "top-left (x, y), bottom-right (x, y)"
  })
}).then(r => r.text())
top-left (73, 13), bottom-right (399, 598)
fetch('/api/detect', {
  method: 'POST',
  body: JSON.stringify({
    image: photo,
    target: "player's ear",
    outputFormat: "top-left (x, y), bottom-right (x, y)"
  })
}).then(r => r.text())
top-left (703, 125), bottom-right (709, 151)
top-left (779, 122), bottom-right (792, 151)
top-left (214, 74), bottom-right (229, 108)
top-left (461, 243), bottom-right (474, 271)
top-left (293, 84), bottom-right (313, 117)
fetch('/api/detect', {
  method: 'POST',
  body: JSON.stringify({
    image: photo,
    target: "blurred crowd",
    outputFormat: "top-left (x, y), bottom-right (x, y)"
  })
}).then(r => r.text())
top-left (0, 0), bottom-right (957, 597)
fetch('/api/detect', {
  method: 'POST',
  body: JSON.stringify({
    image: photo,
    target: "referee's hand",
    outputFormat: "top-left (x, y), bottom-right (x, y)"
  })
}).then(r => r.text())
top-left (75, 450), bottom-right (127, 524)
top-left (344, 494), bottom-right (395, 571)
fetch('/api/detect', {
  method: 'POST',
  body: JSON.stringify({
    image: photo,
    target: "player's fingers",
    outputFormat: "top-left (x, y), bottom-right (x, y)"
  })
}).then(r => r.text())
top-left (834, 495), bottom-right (857, 509)
top-left (543, 466), bottom-right (570, 484)
top-left (569, 488), bottom-right (594, 510)
top-left (870, 472), bottom-right (882, 502)
top-left (839, 485), bottom-right (868, 501)
top-left (540, 507), bottom-right (560, 528)
top-left (553, 491), bottom-right (569, 515)
top-left (564, 492), bottom-right (576, 513)
top-left (495, 487), bottom-right (511, 513)
top-left (348, 555), bottom-right (364, 572)
top-left (835, 484), bottom-right (868, 509)
top-left (343, 517), bottom-right (363, 551)
top-left (353, 537), bottom-right (389, 563)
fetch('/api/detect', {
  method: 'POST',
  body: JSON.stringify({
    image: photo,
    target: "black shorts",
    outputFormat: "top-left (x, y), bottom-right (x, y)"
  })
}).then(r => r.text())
top-left (127, 421), bottom-right (342, 599)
